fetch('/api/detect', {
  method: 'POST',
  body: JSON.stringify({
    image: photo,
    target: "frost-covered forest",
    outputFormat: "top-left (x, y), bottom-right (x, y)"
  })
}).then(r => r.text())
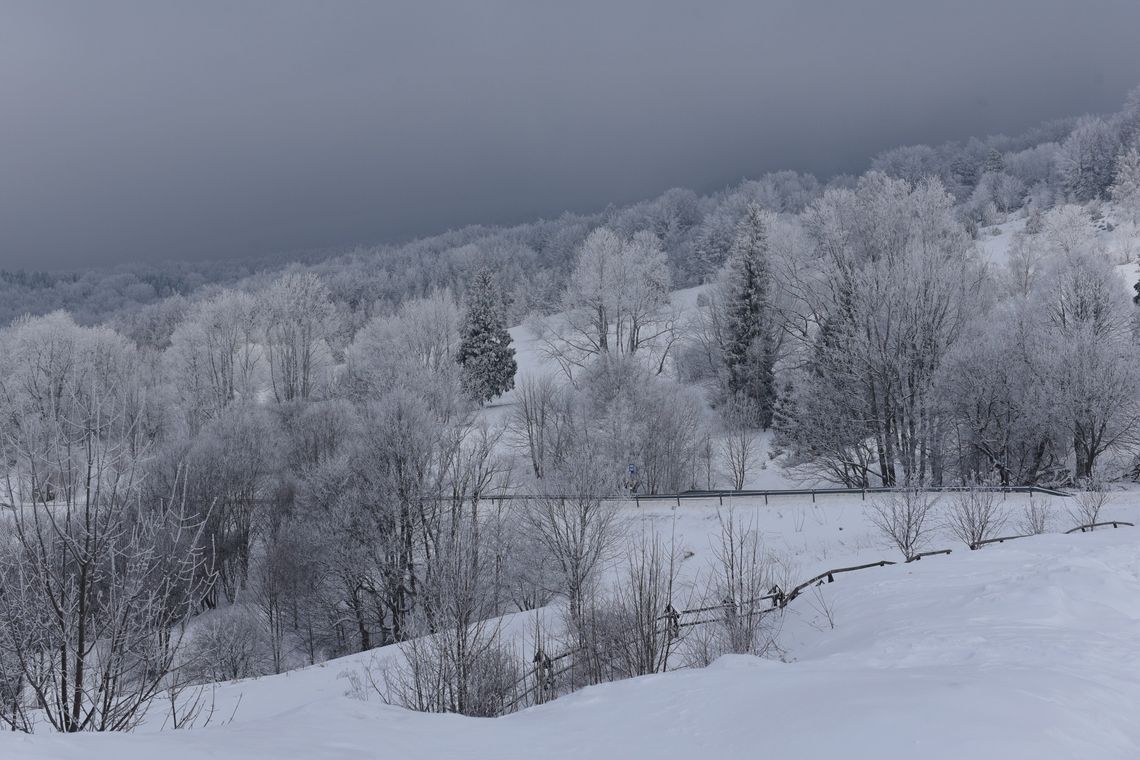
top-left (3, 82), bottom-right (1140, 745)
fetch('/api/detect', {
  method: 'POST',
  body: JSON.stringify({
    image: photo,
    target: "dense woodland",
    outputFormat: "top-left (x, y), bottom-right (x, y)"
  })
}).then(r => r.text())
top-left (2, 87), bottom-right (1140, 730)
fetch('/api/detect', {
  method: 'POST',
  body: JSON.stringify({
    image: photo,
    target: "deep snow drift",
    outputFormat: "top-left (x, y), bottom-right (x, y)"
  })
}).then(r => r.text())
top-left (6, 524), bottom-right (1139, 760)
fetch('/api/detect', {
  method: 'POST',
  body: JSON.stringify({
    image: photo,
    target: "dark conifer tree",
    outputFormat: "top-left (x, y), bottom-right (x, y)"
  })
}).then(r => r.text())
top-left (457, 269), bottom-right (517, 404)
top-left (721, 203), bottom-right (776, 427)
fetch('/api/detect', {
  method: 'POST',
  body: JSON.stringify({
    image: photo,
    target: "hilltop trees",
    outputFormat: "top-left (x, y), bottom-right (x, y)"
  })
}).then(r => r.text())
top-left (165, 289), bottom-right (261, 432)
top-left (1111, 146), bottom-right (1140, 225)
top-left (544, 227), bottom-right (676, 380)
top-left (1058, 116), bottom-right (1121, 202)
top-left (457, 270), bottom-right (517, 404)
top-left (261, 272), bottom-right (340, 403)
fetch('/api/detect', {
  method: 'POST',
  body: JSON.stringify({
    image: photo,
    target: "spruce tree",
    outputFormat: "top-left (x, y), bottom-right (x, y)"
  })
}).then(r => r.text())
top-left (457, 269), bottom-right (517, 404)
top-left (721, 203), bottom-right (776, 428)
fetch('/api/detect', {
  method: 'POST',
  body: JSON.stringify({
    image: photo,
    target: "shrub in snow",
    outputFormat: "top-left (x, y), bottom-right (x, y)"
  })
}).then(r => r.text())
top-left (1067, 482), bottom-right (1112, 530)
top-left (946, 488), bottom-right (1006, 547)
top-left (381, 628), bottom-right (520, 718)
top-left (866, 489), bottom-right (938, 561)
top-left (1019, 497), bottom-right (1053, 535)
top-left (182, 606), bottom-right (273, 685)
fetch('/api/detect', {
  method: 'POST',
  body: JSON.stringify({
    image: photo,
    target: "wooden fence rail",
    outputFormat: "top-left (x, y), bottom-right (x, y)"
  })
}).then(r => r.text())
top-left (1064, 521), bottom-right (1134, 533)
top-left (499, 517), bottom-right (1130, 715)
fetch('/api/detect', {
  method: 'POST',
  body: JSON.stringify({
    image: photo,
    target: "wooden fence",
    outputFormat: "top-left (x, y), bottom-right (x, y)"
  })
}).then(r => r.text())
top-left (496, 517), bottom-right (1128, 715)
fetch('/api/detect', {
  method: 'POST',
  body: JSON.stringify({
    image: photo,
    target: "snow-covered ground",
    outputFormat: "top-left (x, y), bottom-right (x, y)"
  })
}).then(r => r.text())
top-left (7, 505), bottom-right (1138, 760)
top-left (5, 488), bottom-right (1139, 759)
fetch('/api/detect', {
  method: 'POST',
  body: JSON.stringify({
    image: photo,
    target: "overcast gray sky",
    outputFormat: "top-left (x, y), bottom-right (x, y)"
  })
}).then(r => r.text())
top-left (2, 1), bottom-right (1139, 269)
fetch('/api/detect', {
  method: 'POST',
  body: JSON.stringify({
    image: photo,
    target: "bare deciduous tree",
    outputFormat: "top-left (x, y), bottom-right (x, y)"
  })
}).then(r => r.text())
top-left (867, 489), bottom-right (938, 560)
top-left (0, 477), bottom-right (208, 732)
top-left (1067, 482), bottom-right (1111, 530)
top-left (1018, 496), bottom-right (1052, 535)
top-left (945, 488), bottom-right (1006, 547)
top-left (719, 395), bottom-right (761, 491)
top-left (508, 374), bottom-right (571, 479)
top-left (260, 272), bottom-right (340, 403)
top-left (707, 510), bottom-right (776, 657)
top-left (521, 452), bottom-right (622, 625)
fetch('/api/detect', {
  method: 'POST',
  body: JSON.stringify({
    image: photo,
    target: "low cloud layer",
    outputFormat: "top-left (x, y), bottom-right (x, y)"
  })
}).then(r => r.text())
top-left (2, 0), bottom-right (1139, 268)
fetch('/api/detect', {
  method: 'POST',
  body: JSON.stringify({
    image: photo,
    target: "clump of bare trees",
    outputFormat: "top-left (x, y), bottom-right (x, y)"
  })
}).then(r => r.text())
top-left (571, 533), bottom-right (682, 687)
top-left (380, 511), bottom-right (520, 717)
top-left (0, 458), bottom-right (208, 734)
top-left (0, 313), bottom-right (210, 733)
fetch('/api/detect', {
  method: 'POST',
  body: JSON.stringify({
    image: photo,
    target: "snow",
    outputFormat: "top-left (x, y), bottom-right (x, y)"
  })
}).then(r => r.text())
top-left (6, 493), bottom-right (1140, 759)
top-left (976, 216), bottom-right (1027, 268)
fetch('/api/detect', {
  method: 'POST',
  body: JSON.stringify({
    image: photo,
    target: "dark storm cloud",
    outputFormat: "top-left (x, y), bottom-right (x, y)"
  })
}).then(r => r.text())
top-left (2, 0), bottom-right (1139, 269)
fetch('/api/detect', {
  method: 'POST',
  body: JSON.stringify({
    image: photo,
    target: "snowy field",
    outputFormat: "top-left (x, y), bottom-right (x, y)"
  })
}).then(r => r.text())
top-left (4, 489), bottom-right (1138, 760)
top-left (5, 505), bottom-right (1138, 759)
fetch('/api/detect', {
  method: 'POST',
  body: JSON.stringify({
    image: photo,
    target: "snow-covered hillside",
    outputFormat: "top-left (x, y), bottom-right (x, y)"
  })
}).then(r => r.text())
top-left (7, 514), bottom-right (1138, 760)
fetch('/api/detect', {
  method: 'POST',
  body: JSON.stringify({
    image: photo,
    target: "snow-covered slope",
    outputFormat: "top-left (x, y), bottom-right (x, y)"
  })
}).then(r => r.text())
top-left (8, 520), bottom-right (1140, 759)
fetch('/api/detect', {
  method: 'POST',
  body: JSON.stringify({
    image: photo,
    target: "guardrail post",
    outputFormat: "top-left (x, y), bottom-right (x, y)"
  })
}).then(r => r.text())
top-left (811, 489), bottom-right (816, 503)
top-left (763, 492), bottom-right (768, 505)
top-left (718, 493), bottom-right (723, 506)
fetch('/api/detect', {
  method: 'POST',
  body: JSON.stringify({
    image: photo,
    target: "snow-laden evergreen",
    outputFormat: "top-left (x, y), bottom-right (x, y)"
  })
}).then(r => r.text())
top-left (457, 269), bottom-right (517, 404)
top-left (720, 203), bottom-right (777, 428)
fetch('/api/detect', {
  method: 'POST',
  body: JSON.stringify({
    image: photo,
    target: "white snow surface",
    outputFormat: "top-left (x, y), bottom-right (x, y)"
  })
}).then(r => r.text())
top-left (7, 514), bottom-right (1140, 759)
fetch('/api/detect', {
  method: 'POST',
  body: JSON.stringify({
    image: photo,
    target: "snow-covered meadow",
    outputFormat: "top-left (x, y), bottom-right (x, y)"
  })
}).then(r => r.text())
top-left (5, 492), bottom-right (1138, 760)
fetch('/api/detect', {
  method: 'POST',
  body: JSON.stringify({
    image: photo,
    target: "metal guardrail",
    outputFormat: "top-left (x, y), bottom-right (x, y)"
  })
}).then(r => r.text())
top-left (470, 485), bottom-right (1072, 507)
